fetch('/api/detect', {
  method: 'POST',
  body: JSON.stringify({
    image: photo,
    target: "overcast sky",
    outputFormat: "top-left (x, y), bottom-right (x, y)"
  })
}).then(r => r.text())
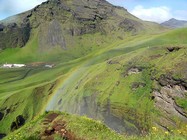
top-left (0, 0), bottom-right (187, 23)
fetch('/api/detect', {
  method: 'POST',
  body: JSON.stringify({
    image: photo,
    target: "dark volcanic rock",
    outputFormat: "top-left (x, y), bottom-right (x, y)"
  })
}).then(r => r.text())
top-left (6, 108), bottom-right (11, 114)
top-left (0, 112), bottom-right (4, 121)
top-left (11, 122), bottom-right (17, 131)
top-left (158, 75), bottom-right (187, 89)
top-left (11, 115), bottom-right (25, 131)
top-left (0, 133), bottom-right (6, 139)
top-left (131, 82), bottom-right (146, 90)
top-left (7, 23), bottom-right (17, 28)
top-left (16, 115), bottom-right (25, 127)
top-left (0, 24), bottom-right (4, 32)
top-left (72, 0), bottom-right (113, 21)
top-left (166, 46), bottom-right (181, 52)
top-left (0, 22), bottom-right (31, 49)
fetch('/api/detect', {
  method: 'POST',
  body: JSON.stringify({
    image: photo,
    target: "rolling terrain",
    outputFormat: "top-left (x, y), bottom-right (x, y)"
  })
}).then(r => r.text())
top-left (0, 0), bottom-right (187, 139)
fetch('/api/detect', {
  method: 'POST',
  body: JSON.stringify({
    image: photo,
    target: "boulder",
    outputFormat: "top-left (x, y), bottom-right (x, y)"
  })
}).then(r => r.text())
top-left (0, 112), bottom-right (4, 121)
top-left (0, 133), bottom-right (6, 139)
top-left (10, 115), bottom-right (25, 131)
top-left (0, 24), bottom-right (4, 31)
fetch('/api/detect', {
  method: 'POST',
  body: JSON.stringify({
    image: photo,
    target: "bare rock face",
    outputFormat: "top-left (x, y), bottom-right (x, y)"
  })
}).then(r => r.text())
top-left (0, 24), bottom-right (4, 31)
top-left (32, 0), bottom-right (117, 36)
top-left (152, 75), bottom-right (187, 128)
top-left (0, 133), bottom-right (6, 139)
top-left (11, 115), bottom-right (25, 131)
top-left (0, 22), bottom-right (31, 49)
top-left (131, 82), bottom-right (146, 90)
top-left (48, 20), bottom-right (66, 49)
top-left (67, 0), bottom-right (113, 20)
top-left (153, 87), bottom-right (186, 120)
top-left (119, 19), bottom-right (143, 33)
top-left (0, 112), bottom-right (4, 121)
top-left (127, 67), bottom-right (142, 75)
top-left (39, 20), bottom-right (66, 51)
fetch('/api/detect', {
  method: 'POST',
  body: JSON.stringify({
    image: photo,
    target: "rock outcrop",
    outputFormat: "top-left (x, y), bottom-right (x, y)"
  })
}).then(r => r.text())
top-left (0, 133), bottom-right (6, 139)
top-left (0, 22), bottom-right (31, 49)
top-left (11, 115), bottom-right (25, 131)
top-left (39, 20), bottom-right (66, 50)
top-left (152, 75), bottom-right (187, 127)
top-left (0, 24), bottom-right (4, 32)
top-left (0, 112), bottom-right (4, 121)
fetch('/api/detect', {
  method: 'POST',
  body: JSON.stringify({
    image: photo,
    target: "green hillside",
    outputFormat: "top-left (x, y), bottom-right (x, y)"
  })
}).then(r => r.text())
top-left (3, 112), bottom-right (187, 140)
top-left (0, 0), bottom-right (187, 139)
top-left (0, 28), bottom-right (187, 139)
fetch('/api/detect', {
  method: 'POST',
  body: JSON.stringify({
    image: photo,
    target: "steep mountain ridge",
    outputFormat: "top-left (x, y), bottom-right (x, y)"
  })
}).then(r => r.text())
top-left (0, 0), bottom-right (164, 51)
top-left (161, 18), bottom-right (187, 29)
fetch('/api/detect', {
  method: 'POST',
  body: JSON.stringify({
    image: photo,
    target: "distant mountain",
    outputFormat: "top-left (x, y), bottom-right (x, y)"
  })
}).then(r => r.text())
top-left (161, 18), bottom-right (187, 28)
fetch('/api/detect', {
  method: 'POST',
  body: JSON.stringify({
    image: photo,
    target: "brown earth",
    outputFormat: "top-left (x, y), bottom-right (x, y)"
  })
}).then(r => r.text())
top-left (41, 113), bottom-right (84, 140)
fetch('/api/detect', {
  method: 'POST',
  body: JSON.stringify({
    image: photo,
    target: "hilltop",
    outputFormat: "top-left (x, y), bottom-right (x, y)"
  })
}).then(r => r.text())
top-left (161, 18), bottom-right (187, 29)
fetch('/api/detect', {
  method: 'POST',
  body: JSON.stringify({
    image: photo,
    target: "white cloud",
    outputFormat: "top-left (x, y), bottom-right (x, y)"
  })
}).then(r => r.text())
top-left (131, 5), bottom-right (172, 23)
top-left (0, 0), bottom-right (47, 20)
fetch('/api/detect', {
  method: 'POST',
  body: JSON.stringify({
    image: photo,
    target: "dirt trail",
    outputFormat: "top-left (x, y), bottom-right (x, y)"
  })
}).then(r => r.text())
top-left (41, 113), bottom-right (84, 140)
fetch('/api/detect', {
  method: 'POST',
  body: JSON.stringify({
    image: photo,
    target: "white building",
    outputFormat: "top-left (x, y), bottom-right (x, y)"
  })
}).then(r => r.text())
top-left (13, 64), bottom-right (26, 68)
top-left (2, 64), bottom-right (13, 68)
top-left (45, 64), bottom-right (54, 68)
top-left (1, 63), bottom-right (26, 68)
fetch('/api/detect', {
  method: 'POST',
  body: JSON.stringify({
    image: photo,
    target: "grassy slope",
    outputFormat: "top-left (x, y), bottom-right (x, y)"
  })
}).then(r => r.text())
top-left (4, 112), bottom-right (125, 140)
top-left (0, 81), bottom-right (60, 134)
top-left (4, 112), bottom-right (187, 140)
top-left (47, 28), bottom-right (187, 134)
top-left (0, 28), bottom-right (187, 138)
